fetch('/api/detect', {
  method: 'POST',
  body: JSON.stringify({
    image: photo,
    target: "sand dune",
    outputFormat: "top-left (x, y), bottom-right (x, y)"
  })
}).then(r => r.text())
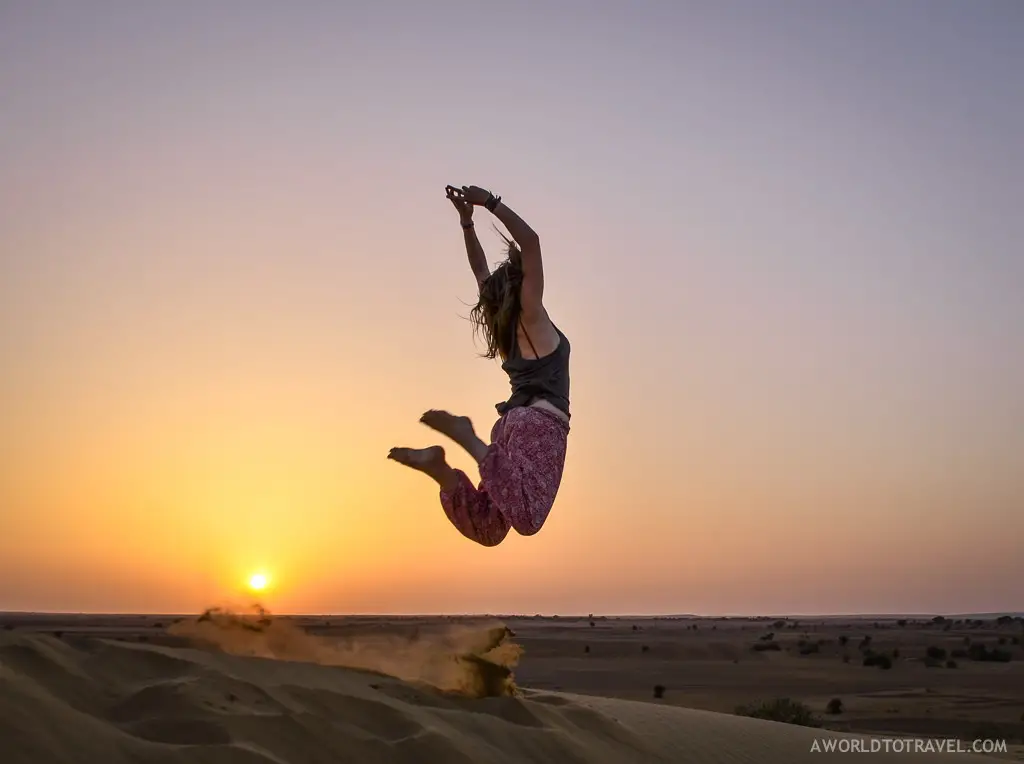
top-left (1, 629), bottom-right (1005, 763)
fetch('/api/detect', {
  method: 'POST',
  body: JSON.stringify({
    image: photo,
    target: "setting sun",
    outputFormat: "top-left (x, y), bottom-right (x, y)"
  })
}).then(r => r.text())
top-left (249, 573), bottom-right (269, 592)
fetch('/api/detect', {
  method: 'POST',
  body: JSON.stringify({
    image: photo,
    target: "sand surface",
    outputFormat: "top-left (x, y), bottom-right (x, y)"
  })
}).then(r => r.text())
top-left (3, 613), bottom-right (1020, 763)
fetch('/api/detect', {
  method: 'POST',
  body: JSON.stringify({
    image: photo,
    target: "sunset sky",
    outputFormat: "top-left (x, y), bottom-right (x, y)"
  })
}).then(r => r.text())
top-left (1, 1), bottom-right (1021, 616)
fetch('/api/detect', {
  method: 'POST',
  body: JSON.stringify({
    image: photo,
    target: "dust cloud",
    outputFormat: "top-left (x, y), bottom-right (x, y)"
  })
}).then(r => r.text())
top-left (168, 605), bottom-right (522, 698)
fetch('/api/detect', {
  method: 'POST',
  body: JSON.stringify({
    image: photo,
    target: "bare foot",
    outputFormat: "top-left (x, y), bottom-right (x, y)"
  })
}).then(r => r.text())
top-left (420, 410), bottom-right (489, 462)
top-left (387, 445), bottom-right (457, 490)
top-left (388, 445), bottom-right (446, 472)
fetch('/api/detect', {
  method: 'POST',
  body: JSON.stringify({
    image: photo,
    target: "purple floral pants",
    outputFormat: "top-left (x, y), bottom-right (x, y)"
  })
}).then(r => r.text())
top-left (439, 406), bottom-right (570, 546)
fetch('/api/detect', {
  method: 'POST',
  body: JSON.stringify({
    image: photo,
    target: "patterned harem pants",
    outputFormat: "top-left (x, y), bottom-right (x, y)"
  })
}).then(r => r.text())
top-left (439, 405), bottom-right (570, 547)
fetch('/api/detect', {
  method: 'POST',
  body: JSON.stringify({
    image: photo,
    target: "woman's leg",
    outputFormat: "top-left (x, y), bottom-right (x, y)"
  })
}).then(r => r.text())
top-left (475, 407), bottom-right (569, 536)
top-left (438, 469), bottom-right (513, 547)
top-left (388, 434), bottom-right (512, 547)
top-left (393, 407), bottom-right (569, 547)
top-left (440, 407), bottom-right (569, 543)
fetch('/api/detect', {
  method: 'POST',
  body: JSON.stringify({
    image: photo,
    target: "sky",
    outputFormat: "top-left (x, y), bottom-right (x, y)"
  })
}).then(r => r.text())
top-left (1, 0), bottom-right (1021, 616)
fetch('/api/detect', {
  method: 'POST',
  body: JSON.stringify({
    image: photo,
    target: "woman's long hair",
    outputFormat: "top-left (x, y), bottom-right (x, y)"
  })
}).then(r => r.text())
top-left (470, 231), bottom-right (522, 360)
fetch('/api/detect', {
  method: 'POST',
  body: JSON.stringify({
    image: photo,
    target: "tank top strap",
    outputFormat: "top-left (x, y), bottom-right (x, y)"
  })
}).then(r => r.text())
top-left (518, 316), bottom-right (540, 358)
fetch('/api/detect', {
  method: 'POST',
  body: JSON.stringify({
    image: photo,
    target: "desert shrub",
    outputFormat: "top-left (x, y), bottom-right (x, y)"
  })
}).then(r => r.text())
top-left (653, 685), bottom-right (665, 699)
top-left (926, 646), bottom-right (947, 661)
top-left (760, 632), bottom-right (775, 641)
top-left (799, 642), bottom-right (820, 656)
top-left (864, 653), bottom-right (893, 669)
top-left (923, 657), bottom-right (943, 668)
top-left (52, 631), bottom-right (64, 639)
top-left (153, 621), bottom-right (164, 629)
top-left (632, 624), bottom-right (639, 631)
top-left (945, 660), bottom-right (958, 668)
top-left (773, 620), bottom-right (787, 629)
top-left (826, 698), bottom-right (844, 715)
top-left (838, 635), bottom-right (849, 646)
top-left (641, 645), bottom-right (650, 653)
top-left (892, 648), bottom-right (900, 658)
top-left (951, 648), bottom-right (968, 658)
top-left (968, 644), bottom-right (1013, 662)
top-left (735, 698), bottom-right (821, 728)
top-left (996, 615), bottom-right (1013, 626)
top-left (583, 645), bottom-right (590, 653)
top-left (897, 619), bottom-right (908, 627)
top-left (859, 636), bottom-right (872, 650)
top-left (932, 616), bottom-right (946, 624)
top-left (751, 641), bottom-right (781, 652)
top-left (589, 621), bottom-right (595, 628)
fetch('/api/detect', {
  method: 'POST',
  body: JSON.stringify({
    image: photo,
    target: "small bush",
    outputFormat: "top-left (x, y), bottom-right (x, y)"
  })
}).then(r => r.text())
top-left (826, 698), bottom-right (844, 715)
top-left (52, 631), bottom-right (64, 639)
top-left (838, 635), bottom-right (849, 646)
top-left (859, 636), bottom-right (872, 650)
top-left (892, 648), bottom-right (900, 658)
top-left (945, 660), bottom-right (958, 669)
top-left (926, 646), bottom-right (947, 661)
top-left (897, 619), bottom-right (908, 627)
top-left (589, 621), bottom-right (595, 628)
top-left (641, 645), bottom-right (650, 653)
top-left (773, 620), bottom-right (787, 629)
top-left (735, 698), bottom-right (822, 728)
top-left (653, 685), bottom-right (665, 699)
top-left (799, 642), bottom-right (820, 656)
top-left (923, 657), bottom-right (943, 668)
top-left (583, 645), bottom-right (590, 654)
top-left (751, 641), bottom-right (781, 652)
top-left (863, 653), bottom-right (893, 670)
top-left (968, 644), bottom-right (1013, 662)
top-left (760, 632), bottom-right (775, 641)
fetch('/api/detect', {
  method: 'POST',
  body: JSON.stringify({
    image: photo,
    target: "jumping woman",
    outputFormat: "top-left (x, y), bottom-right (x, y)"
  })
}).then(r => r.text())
top-left (388, 184), bottom-right (571, 547)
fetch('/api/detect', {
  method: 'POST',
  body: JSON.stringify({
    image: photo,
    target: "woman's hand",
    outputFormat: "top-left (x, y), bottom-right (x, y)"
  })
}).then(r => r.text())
top-left (445, 185), bottom-right (473, 224)
top-left (460, 185), bottom-right (491, 206)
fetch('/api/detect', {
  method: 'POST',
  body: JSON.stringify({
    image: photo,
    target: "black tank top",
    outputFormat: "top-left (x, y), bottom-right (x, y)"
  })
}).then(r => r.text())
top-left (496, 317), bottom-right (571, 418)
